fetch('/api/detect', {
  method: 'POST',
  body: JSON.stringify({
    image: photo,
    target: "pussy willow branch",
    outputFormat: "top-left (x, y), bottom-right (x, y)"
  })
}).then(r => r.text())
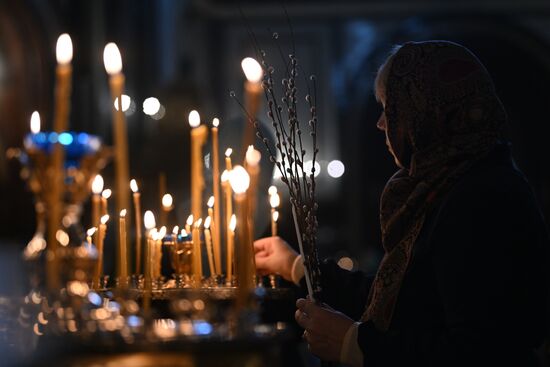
top-left (231, 30), bottom-right (322, 297)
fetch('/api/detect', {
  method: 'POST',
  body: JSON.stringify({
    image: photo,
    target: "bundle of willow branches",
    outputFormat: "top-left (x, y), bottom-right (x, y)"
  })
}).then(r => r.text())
top-left (233, 31), bottom-right (323, 301)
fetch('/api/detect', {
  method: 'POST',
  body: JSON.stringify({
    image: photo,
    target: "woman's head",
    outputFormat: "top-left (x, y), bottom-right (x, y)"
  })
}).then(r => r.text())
top-left (375, 41), bottom-right (506, 172)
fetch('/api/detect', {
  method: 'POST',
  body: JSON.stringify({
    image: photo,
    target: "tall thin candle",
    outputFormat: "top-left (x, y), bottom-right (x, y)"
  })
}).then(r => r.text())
top-left (103, 43), bottom-right (130, 223)
top-left (211, 118), bottom-right (222, 276)
top-left (130, 179), bottom-right (142, 274)
top-left (240, 57), bottom-right (263, 150)
top-left (91, 174), bottom-right (104, 246)
top-left (94, 214), bottom-right (109, 289)
top-left (192, 218), bottom-right (203, 287)
top-left (189, 110), bottom-right (208, 222)
top-left (229, 165), bottom-right (254, 308)
top-left (101, 189), bottom-right (111, 216)
top-left (47, 34), bottom-right (73, 290)
top-left (227, 214), bottom-right (236, 285)
top-left (118, 209), bottom-right (128, 286)
top-left (204, 216), bottom-right (215, 278)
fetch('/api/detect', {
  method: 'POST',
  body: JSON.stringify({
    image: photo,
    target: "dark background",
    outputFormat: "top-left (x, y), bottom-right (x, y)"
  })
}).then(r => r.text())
top-left (2, 0), bottom-right (550, 283)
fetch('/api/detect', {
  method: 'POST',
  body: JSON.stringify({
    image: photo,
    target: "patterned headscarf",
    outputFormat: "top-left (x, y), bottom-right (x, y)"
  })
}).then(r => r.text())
top-left (362, 41), bottom-right (507, 331)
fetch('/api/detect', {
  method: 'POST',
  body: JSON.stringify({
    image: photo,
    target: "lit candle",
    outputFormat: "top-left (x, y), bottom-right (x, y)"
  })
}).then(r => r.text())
top-left (54, 33), bottom-right (73, 133)
top-left (227, 214), bottom-right (236, 285)
top-left (192, 218), bottom-right (203, 287)
top-left (47, 34), bottom-right (73, 290)
top-left (211, 118), bottom-right (222, 278)
top-left (221, 169), bottom-right (233, 277)
top-left (229, 165), bottom-right (254, 307)
top-left (161, 193), bottom-right (173, 228)
top-left (241, 57), bottom-right (263, 149)
top-left (185, 214), bottom-right (194, 234)
top-left (158, 172), bottom-right (166, 213)
top-left (86, 227), bottom-right (97, 246)
top-left (94, 214), bottom-right (109, 289)
top-left (130, 179), bottom-right (142, 274)
top-left (143, 210), bottom-right (156, 314)
top-left (155, 226), bottom-right (167, 279)
top-left (207, 195), bottom-right (219, 274)
top-left (269, 187), bottom-right (281, 236)
top-left (118, 209), bottom-right (128, 286)
top-left (91, 174), bottom-right (104, 248)
top-left (101, 189), bottom-right (111, 216)
top-left (103, 42), bottom-right (130, 222)
top-left (225, 148), bottom-right (233, 171)
top-left (204, 216), bottom-right (215, 277)
top-left (189, 110), bottom-right (208, 222)
top-left (245, 146), bottom-right (261, 242)
top-left (271, 211), bottom-right (279, 236)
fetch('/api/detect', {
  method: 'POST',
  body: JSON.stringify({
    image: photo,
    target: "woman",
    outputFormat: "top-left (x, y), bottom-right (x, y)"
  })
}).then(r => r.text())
top-left (254, 41), bottom-right (549, 366)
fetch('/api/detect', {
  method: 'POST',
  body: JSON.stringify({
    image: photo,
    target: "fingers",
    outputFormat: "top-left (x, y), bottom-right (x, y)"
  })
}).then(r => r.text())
top-left (296, 298), bottom-right (317, 316)
top-left (253, 238), bottom-right (268, 253)
top-left (295, 308), bottom-right (310, 329)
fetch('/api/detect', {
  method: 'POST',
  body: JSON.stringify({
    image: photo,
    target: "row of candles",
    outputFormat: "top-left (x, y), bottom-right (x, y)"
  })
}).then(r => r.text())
top-left (40, 31), bottom-right (267, 291)
top-left (85, 146), bottom-right (281, 288)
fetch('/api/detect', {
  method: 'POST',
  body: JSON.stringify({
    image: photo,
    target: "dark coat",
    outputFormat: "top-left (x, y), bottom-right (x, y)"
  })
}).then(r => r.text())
top-left (316, 144), bottom-right (549, 366)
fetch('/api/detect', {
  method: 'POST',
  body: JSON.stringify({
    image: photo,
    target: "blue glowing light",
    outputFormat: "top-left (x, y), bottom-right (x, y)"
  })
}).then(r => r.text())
top-left (24, 131), bottom-right (102, 168)
top-left (77, 133), bottom-right (89, 145)
top-left (193, 320), bottom-right (213, 335)
top-left (48, 133), bottom-right (58, 144)
top-left (58, 132), bottom-right (73, 145)
top-left (127, 315), bottom-right (142, 328)
top-left (87, 292), bottom-right (102, 306)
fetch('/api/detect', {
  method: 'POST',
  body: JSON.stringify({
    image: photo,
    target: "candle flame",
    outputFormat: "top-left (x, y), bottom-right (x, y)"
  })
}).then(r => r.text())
top-left (272, 210), bottom-right (279, 222)
top-left (207, 196), bottom-right (214, 208)
top-left (229, 165), bottom-right (250, 194)
top-left (186, 214), bottom-right (194, 226)
top-left (194, 218), bottom-right (203, 228)
top-left (103, 42), bottom-right (122, 75)
top-left (120, 209), bottom-right (127, 218)
top-left (162, 194), bottom-right (173, 208)
top-left (86, 227), bottom-right (97, 237)
top-left (56, 230), bottom-right (70, 247)
top-left (241, 57), bottom-right (263, 83)
top-left (102, 189), bottom-right (112, 199)
top-left (172, 226), bottom-right (179, 235)
top-left (180, 229), bottom-right (188, 237)
top-left (204, 216), bottom-right (211, 229)
top-left (245, 145), bottom-right (261, 166)
top-left (144, 210), bottom-right (156, 230)
top-left (159, 226), bottom-right (167, 238)
top-left (56, 33), bottom-right (73, 65)
top-left (269, 193), bottom-right (280, 208)
top-left (268, 185), bottom-right (277, 196)
top-left (188, 110), bottom-right (200, 128)
top-left (130, 179), bottom-right (139, 193)
top-left (30, 111), bottom-right (41, 134)
top-left (220, 170), bottom-right (230, 183)
top-left (100, 214), bottom-right (110, 225)
top-left (225, 148), bottom-right (232, 157)
top-left (212, 118), bottom-right (219, 127)
top-left (92, 175), bottom-right (104, 194)
top-left (229, 214), bottom-right (237, 231)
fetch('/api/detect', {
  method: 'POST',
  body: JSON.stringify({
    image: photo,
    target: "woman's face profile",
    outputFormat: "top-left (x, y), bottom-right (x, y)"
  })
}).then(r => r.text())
top-left (376, 93), bottom-right (403, 168)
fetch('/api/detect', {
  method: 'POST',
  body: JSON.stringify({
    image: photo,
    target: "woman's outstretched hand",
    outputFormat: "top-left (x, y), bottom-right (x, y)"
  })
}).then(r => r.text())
top-left (295, 298), bottom-right (355, 362)
top-left (253, 236), bottom-right (298, 281)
